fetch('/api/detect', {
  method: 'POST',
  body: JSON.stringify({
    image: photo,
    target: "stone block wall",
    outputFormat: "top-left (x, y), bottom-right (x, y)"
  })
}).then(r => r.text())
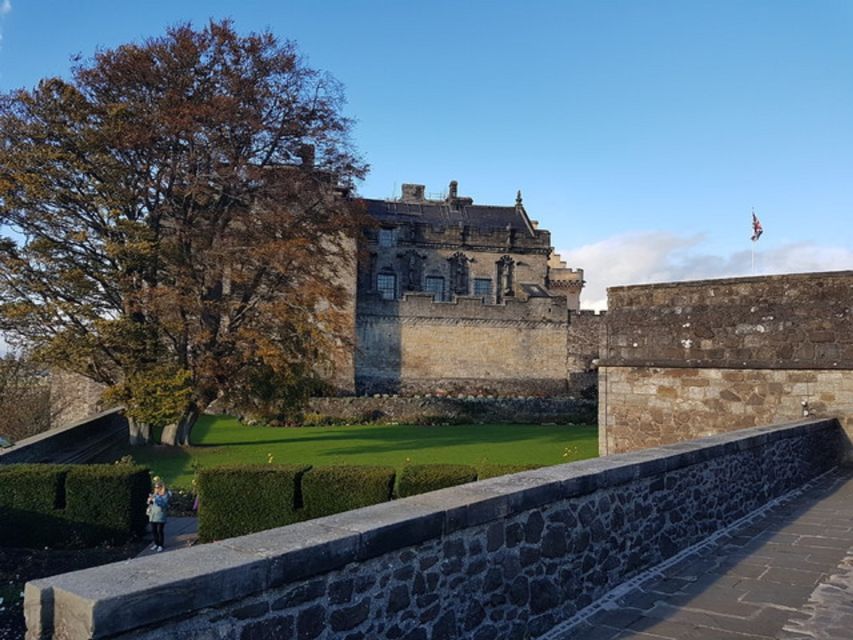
top-left (599, 271), bottom-right (853, 454)
top-left (26, 418), bottom-right (843, 639)
top-left (566, 310), bottom-right (605, 396)
top-left (355, 294), bottom-right (570, 396)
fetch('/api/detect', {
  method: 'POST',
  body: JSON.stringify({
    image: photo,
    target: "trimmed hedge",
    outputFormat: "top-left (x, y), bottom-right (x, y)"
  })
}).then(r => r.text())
top-left (397, 464), bottom-right (478, 498)
top-left (0, 463), bottom-right (150, 548)
top-left (65, 465), bottom-right (151, 545)
top-left (192, 462), bottom-right (543, 541)
top-left (301, 465), bottom-right (395, 519)
top-left (197, 464), bottom-right (309, 542)
top-left (476, 463), bottom-right (542, 480)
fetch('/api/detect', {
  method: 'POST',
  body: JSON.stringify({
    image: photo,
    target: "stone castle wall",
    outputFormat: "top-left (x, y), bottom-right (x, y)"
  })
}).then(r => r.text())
top-left (566, 310), bottom-right (605, 396)
top-left (26, 419), bottom-right (843, 639)
top-left (599, 271), bottom-right (853, 454)
top-left (355, 294), bottom-right (571, 396)
top-left (48, 370), bottom-right (108, 429)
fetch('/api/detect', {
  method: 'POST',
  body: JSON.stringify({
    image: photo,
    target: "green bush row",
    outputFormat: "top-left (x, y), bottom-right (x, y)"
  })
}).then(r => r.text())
top-left (0, 464), bottom-right (151, 548)
top-left (196, 462), bottom-right (540, 542)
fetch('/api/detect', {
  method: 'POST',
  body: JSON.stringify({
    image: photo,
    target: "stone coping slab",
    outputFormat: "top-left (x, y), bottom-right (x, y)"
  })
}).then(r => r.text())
top-left (24, 417), bottom-right (841, 639)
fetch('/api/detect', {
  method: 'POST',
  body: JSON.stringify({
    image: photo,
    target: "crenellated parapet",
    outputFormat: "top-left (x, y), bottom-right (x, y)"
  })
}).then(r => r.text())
top-left (357, 290), bottom-right (569, 326)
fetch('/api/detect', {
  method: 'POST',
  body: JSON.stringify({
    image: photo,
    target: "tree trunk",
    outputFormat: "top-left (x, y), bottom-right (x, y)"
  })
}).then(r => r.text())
top-left (128, 417), bottom-right (151, 445)
top-left (174, 404), bottom-right (200, 446)
top-left (159, 423), bottom-right (179, 446)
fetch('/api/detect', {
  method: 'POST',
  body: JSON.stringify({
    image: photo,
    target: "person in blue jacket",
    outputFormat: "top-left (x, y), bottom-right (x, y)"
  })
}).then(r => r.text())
top-left (147, 479), bottom-right (171, 552)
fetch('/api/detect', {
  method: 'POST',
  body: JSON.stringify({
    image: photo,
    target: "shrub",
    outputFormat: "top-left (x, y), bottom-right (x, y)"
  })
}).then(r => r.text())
top-left (167, 486), bottom-right (198, 516)
top-left (0, 463), bottom-right (149, 548)
top-left (64, 465), bottom-right (151, 545)
top-left (476, 463), bottom-right (542, 480)
top-left (301, 412), bottom-right (347, 427)
top-left (301, 465), bottom-right (395, 519)
top-left (0, 464), bottom-right (69, 547)
top-left (197, 464), bottom-right (309, 542)
top-left (397, 464), bottom-right (477, 498)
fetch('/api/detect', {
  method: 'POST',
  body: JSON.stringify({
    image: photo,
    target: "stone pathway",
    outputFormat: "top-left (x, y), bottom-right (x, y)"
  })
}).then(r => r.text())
top-left (135, 516), bottom-right (198, 558)
top-left (556, 467), bottom-right (853, 640)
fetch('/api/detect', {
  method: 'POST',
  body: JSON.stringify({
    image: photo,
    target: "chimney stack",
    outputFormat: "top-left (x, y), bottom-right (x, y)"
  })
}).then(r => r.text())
top-left (401, 184), bottom-right (426, 202)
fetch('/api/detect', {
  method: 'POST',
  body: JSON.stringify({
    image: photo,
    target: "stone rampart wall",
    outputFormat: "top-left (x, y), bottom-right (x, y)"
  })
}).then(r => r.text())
top-left (566, 310), bottom-right (605, 396)
top-left (603, 271), bottom-right (853, 369)
top-left (26, 418), bottom-right (843, 639)
top-left (356, 294), bottom-right (570, 396)
top-left (600, 271), bottom-right (853, 454)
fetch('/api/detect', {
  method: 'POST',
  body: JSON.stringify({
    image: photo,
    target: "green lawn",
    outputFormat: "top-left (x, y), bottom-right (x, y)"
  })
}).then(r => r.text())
top-left (119, 415), bottom-right (599, 488)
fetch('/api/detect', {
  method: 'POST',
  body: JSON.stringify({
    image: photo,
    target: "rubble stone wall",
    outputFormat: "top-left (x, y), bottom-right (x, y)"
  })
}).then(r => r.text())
top-left (26, 419), bottom-right (842, 640)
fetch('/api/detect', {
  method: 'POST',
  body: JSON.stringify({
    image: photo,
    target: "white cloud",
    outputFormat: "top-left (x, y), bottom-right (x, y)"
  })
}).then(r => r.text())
top-left (559, 232), bottom-right (853, 311)
top-left (0, 0), bottom-right (9, 49)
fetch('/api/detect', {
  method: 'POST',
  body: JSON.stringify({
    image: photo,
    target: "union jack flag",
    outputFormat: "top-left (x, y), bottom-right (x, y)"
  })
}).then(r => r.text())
top-left (751, 211), bottom-right (763, 242)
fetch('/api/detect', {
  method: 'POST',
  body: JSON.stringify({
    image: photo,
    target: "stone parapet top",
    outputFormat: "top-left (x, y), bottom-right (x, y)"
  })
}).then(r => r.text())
top-left (597, 359), bottom-right (853, 371)
top-left (25, 418), bottom-right (841, 639)
top-left (606, 269), bottom-right (853, 294)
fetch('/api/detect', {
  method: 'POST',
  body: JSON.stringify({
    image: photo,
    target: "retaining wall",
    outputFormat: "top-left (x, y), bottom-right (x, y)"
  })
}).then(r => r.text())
top-left (305, 396), bottom-right (596, 425)
top-left (0, 408), bottom-right (127, 465)
top-left (25, 418), bottom-right (843, 640)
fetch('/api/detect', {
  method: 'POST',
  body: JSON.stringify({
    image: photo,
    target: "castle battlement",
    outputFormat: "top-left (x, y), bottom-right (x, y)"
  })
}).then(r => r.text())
top-left (358, 290), bottom-right (569, 324)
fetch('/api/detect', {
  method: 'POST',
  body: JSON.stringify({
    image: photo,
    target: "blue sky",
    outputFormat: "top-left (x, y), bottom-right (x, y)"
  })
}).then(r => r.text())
top-left (2, 1), bottom-right (851, 309)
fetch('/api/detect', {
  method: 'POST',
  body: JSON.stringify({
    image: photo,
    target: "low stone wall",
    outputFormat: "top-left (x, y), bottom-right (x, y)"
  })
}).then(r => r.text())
top-left (599, 366), bottom-right (853, 455)
top-left (306, 396), bottom-right (596, 425)
top-left (26, 418), bottom-right (843, 640)
top-left (0, 408), bottom-right (127, 465)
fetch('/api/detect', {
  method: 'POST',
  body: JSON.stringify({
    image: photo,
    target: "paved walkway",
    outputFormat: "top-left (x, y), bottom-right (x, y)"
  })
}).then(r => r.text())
top-left (135, 516), bottom-right (198, 558)
top-left (559, 467), bottom-right (853, 640)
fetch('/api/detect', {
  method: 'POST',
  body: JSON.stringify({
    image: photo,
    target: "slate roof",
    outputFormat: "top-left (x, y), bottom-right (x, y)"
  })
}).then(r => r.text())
top-left (362, 198), bottom-right (536, 235)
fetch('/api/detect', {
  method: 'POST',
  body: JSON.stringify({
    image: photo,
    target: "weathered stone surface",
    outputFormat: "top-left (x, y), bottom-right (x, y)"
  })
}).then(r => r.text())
top-left (599, 271), bottom-right (853, 455)
top-left (23, 419), bottom-right (842, 640)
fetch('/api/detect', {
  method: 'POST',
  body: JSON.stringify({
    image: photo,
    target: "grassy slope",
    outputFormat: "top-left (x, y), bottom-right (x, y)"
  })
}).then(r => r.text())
top-left (121, 415), bottom-right (599, 488)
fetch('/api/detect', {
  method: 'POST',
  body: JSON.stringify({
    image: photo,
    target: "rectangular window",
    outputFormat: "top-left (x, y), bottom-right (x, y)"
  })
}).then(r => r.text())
top-left (378, 228), bottom-right (395, 247)
top-left (425, 276), bottom-right (445, 301)
top-left (377, 273), bottom-right (396, 300)
top-left (474, 278), bottom-right (493, 298)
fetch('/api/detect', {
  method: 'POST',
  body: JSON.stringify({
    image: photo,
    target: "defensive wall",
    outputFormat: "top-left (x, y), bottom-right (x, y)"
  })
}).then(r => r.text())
top-left (355, 292), bottom-right (573, 396)
top-left (26, 417), bottom-right (843, 639)
top-left (598, 270), bottom-right (853, 454)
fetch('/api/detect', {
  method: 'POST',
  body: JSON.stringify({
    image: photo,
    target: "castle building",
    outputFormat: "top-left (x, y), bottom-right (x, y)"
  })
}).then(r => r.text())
top-left (352, 181), bottom-right (587, 396)
top-left (48, 181), bottom-right (595, 427)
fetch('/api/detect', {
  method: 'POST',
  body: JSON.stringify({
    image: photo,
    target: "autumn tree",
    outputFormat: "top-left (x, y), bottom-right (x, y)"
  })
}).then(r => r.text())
top-left (0, 20), bottom-right (367, 445)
